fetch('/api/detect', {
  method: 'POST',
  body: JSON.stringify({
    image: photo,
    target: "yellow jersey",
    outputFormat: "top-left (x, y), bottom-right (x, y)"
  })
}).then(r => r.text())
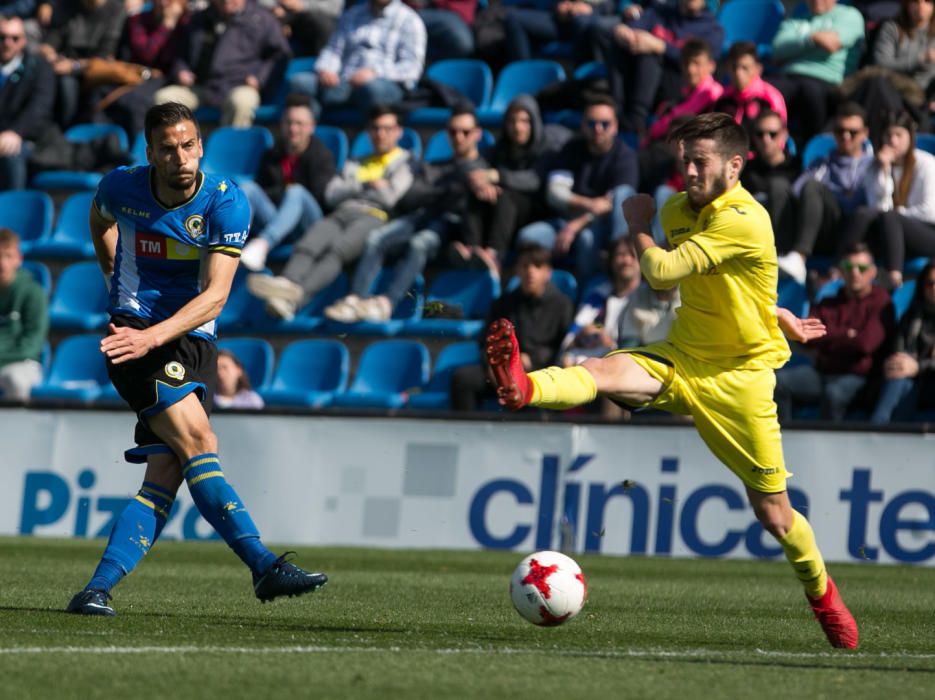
top-left (644, 182), bottom-right (790, 370)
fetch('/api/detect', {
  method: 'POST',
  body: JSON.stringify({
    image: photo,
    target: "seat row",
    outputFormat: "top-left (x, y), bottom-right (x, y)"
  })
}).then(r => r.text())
top-left (23, 258), bottom-right (587, 338)
top-left (32, 335), bottom-right (482, 411)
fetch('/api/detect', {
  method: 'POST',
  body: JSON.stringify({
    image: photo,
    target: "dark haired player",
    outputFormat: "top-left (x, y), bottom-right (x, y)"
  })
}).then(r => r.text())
top-left (486, 113), bottom-right (858, 649)
top-left (67, 102), bottom-right (327, 616)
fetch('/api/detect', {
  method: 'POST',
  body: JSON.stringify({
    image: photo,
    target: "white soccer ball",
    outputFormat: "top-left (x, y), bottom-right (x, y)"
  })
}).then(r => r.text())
top-left (509, 550), bottom-right (587, 626)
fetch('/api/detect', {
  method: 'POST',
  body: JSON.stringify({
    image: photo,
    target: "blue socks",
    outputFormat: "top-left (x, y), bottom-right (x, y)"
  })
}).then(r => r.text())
top-left (85, 454), bottom-right (276, 594)
top-left (181, 453), bottom-right (277, 576)
top-left (87, 482), bottom-right (175, 593)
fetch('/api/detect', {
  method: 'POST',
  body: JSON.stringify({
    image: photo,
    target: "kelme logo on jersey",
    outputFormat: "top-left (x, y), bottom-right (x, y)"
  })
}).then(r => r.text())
top-left (165, 362), bottom-right (185, 380)
top-left (184, 214), bottom-right (206, 238)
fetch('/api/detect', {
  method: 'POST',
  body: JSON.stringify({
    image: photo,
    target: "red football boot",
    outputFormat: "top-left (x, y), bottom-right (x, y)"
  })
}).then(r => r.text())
top-left (807, 575), bottom-right (859, 649)
top-left (485, 319), bottom-right (533, 410)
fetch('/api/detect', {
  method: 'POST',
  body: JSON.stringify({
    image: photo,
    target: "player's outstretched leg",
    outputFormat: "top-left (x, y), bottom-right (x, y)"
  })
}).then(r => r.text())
top-left (180, 452), bottom-right (328, 602)
top-left (806, 575), bottom-right (859, 649)
top-left (485, 319), bottom-right (534, 409)
top-left (777, 509), bottom-right (858, 648)
top-left (66, 481), bottom-right (177, 616)
top-left (485, 319), bottom-right (598, 411)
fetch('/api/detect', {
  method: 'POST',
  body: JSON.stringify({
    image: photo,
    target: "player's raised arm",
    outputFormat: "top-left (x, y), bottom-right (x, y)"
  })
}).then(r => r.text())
top-left (102, 251), bottom-right (238, 364)
top-left (623, 193), bottom-right (711, 288)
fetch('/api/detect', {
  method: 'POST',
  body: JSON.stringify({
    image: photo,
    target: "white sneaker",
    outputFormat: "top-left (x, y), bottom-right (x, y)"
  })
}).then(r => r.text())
top-left (358, 295), bottom-right (392, 322)
top-left (777, 251), bottom-right (807, 285)
top-left (324, 295), bottom-right (364, 323)
top-left (265, 298), bottom-right (297, 321)
top-left (240, 239), bottom-right (270, 271)
top-left (247, 273), bottom-right (304, 304)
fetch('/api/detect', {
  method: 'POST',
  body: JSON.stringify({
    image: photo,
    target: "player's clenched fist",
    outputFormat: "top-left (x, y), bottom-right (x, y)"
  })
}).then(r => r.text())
top-left (622, 193), bottom-right (656, 227)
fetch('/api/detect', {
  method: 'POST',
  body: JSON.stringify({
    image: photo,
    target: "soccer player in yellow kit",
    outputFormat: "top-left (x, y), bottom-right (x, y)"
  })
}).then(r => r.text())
top-left (486, 113), bottom-right (859, 649)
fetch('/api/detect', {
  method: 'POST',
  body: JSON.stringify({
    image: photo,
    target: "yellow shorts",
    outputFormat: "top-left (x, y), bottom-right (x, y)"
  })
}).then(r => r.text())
top-left (610, 341), bottom-right (790, 493)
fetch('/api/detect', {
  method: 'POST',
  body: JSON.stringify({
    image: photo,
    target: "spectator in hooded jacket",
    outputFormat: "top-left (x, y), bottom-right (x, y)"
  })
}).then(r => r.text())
top-left (460, 94), bottom-right (570, 275)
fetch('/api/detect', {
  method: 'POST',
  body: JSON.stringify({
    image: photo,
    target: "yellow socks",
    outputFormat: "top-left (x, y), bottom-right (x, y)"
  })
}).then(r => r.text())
top-left (779, 510), bottom-right (828, 599)
top-left (528, 366), bottom-right (598, 410)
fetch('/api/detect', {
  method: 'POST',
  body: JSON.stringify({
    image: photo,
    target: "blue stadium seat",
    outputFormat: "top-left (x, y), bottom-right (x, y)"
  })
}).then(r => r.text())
top-left (407, 59), bottom-right (495, 126)
top-left (216, 337), bottom-right (275, 391)
top-left (31, 335), bottom-right (111, 403)
top-left (29, 192), bottom-right (96, 259)
top-left (315, 125), bottom-right (349, 171)
top-left (323, 270), bottom-right (425, 337)
top-left (349, 127), bottom-right (422, 160)
top-left (49, 261), bottom-right (110, 331)
top-left (130, 130), bottom-right (148, 166)
top-left (813, 277), bottom-right (843, 303)
top-left (777, 277), bottom-right (809, 318)
top-left (332, 339), bottom-right (430, 408)
top-left (21, 260), bottom-right (52, 296)
top-left (31, 123), bottom-right (130, 191)
top-left (801, 133), bottom-right (872, 169)
top-left (254, 56), bottom-right (318, 124)
top-left (422, 129), bottom-right (496, 164)
top-left (259, 338), bottom-right (350, 408)
top-left (892, 279), bottom-right (916, 321)
top-left (477, 60), bottom-right (566, 127)
top-left (916, 133), bottom-right (935, 156)
top-left (0, 190), bottom-right (54, 256)
top-left (407, 341), bottom-right (481, 409)
top-left (202, 126), bottom-right (274, 183)
top-left (717, 0), bottom-right (785, 57)
top-left (403, 269), bottom-right (500, 338)
top-left (507, 268), bottom-right (578, 302)
top-left (217, 268), bottom-right (270, 333)
top-left (906, 256), bottom-right (930, 275)
top-left (800, 133), bottom-right (836, 170)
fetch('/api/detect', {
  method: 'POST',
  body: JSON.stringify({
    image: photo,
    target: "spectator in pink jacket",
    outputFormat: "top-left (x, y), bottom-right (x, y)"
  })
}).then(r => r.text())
top-left (644, 38), bottom-right (723, 145)
top-left (713, 41), bottom-right (787, 133)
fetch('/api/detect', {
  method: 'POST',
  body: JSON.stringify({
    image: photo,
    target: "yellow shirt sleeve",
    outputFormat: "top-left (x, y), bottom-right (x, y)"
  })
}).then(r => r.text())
top-left (640, 240), bottom-right (712, 288)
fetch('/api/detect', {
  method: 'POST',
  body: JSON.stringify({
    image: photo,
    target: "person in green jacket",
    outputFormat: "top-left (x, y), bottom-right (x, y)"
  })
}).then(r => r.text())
top-left (770, 0), bottom-right (865, 149)
top-left (0, 228), bottom-right (48, 401)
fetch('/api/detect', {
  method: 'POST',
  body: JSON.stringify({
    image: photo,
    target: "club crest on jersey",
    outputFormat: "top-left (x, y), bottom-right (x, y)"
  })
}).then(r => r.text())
top-left (165, 362), bottom-right (185, 380)
top-left (185, 214), bottom-right (206, 238)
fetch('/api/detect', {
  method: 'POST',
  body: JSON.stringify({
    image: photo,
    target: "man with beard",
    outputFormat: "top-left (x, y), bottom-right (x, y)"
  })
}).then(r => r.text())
top-left (484, 113), bottom-right (860, 650)
top-left (68, 102), bottom-right (327, 616)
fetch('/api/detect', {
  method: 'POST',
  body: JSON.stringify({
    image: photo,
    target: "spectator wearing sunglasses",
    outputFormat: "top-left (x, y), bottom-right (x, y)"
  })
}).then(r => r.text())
top-left (741, 110), bottom-right (801, 255)
top-left (774, 243), bottom-right (896, 422)
top-left (840, 109), bottom-right (935, 289)
top-left (515, 95), bottom-right (638, 282)
top-left (0, 14), bottom-right (54, 191)
top-left (777, 102), bottom-right (873, 285)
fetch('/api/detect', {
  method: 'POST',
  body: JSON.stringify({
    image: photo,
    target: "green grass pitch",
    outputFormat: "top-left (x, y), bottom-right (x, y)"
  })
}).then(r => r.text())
top-left (2, 536), bottom-right (933, 699)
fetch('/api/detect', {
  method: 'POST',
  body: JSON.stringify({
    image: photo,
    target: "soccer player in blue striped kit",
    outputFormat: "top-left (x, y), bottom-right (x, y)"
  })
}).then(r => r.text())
top-left (66, 103), bottom-right (327, 616)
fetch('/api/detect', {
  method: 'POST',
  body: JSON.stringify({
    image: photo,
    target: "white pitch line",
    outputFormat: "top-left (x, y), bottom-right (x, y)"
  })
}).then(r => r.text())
top-left (0, 645), bottom-right (934, 661)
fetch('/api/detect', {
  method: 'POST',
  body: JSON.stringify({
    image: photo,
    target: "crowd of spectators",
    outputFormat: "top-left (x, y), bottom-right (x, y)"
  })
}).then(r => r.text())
top-left (2, 0), bottom-right (935, 422)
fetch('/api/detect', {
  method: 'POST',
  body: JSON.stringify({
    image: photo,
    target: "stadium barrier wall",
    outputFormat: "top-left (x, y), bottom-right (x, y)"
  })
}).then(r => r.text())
top-left (3, 408), bottom-right (933, 566)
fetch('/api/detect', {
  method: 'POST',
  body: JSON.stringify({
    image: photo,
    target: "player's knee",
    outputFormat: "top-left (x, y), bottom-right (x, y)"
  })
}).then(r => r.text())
top-left (752, 504), bottom-right (789, 538)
